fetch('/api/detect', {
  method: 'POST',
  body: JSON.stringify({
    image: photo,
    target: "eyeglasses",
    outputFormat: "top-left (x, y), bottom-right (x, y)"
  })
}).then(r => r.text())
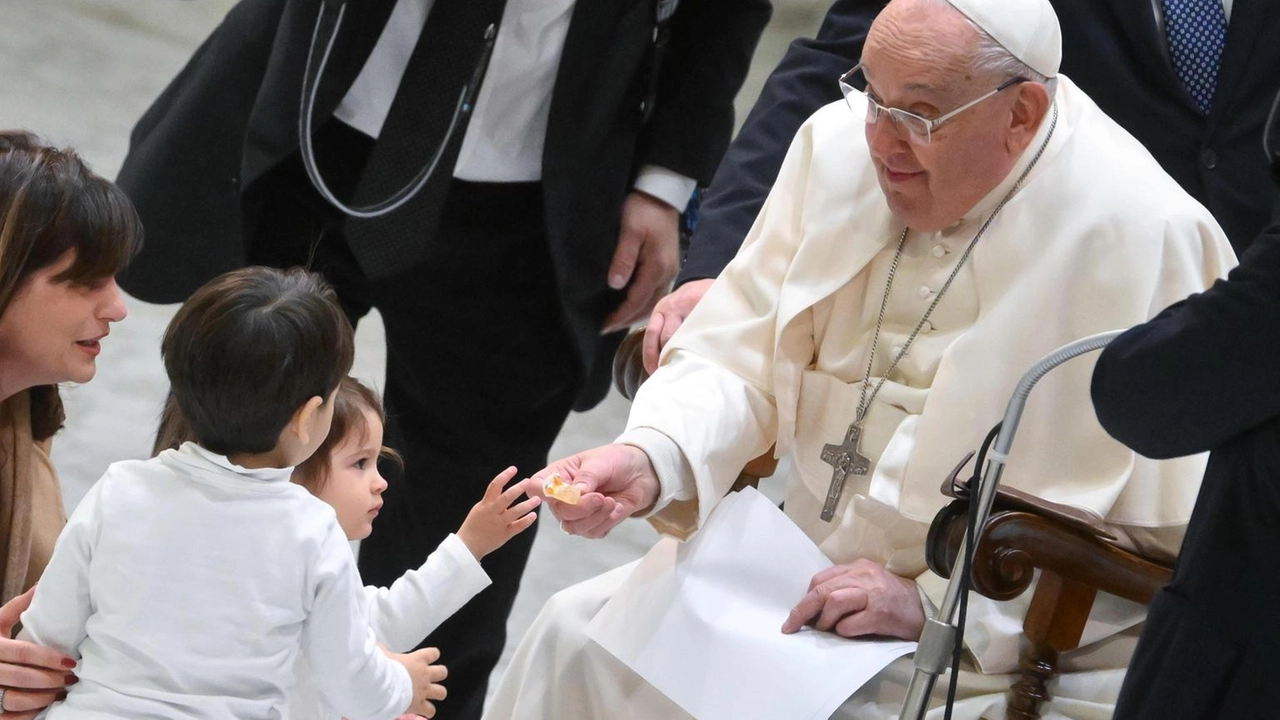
top-left (839, 64), bottom-right (1029, 145)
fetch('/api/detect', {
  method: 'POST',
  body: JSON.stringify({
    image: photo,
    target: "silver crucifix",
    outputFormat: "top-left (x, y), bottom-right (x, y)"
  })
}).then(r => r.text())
top-left (819, 421), bottom-right (871, 521)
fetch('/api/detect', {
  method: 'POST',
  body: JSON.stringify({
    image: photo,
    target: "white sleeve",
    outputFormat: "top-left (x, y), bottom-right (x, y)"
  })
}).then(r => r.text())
top-left (302, 523), bottom-right (413, 720)
top-left (362, 534), bottom-right (491, 652)
top-left (616, 426), bottom-right (697, 518)
top-left (618, 117), bottom-right (825, 539)
top-left (18, 474), bottom-right (106, 655)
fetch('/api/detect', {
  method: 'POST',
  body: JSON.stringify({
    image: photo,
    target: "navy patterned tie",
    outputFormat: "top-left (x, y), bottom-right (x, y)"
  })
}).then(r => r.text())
top-left (1162, 0), bottom-right (1227, 114)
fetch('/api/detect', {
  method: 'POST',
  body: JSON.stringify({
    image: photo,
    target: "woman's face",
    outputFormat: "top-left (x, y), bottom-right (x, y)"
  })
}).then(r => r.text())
top-left (316, 408), bottom-right (389, 541)
top-left (0, 251), bottom-right (128, 397)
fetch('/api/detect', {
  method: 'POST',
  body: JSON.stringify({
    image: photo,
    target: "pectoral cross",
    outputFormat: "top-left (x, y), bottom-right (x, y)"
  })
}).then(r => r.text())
top-left (819, 421), bottom-right (871, 521)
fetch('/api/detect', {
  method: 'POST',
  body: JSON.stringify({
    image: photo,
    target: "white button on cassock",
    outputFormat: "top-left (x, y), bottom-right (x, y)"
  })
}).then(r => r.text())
top-left (918, 286), bottom-right (932, 298)
top-left (931, 245), bottom-right (947, 258)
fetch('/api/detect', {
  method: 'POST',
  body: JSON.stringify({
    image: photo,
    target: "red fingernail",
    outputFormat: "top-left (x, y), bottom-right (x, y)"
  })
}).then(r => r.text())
top-left (66, 674), bottom-right (80, 684)
top-left (61, 658), bottom-right (77, 669)
top-left (56, 690), bottom-right (68, 701)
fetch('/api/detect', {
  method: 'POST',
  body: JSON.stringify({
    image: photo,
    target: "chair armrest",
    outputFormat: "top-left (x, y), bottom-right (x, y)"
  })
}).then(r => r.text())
top-left (927, 502), bottom-right (1173, 605)
top-left (613, 328), bottom-right (649, 400)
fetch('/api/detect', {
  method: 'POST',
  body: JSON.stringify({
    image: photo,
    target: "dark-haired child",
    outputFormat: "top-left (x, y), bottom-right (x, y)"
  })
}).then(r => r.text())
top-left (21, 267), bottom-right (443, 719)
top-left (284, 377), bottom-right (539, 720)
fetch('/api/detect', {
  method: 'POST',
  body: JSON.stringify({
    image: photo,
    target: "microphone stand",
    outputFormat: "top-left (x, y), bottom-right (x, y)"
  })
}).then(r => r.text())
top-left (898, 329), bottom-right (1124, 720)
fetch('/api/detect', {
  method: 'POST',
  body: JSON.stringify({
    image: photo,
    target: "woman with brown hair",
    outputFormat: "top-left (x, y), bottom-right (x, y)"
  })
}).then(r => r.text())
top-left (0, 130), bottom-right (140, 717)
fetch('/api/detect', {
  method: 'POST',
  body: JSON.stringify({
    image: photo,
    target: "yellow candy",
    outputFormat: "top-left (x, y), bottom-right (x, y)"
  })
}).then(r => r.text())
top-left (543, 473), bottom-right (582, 505)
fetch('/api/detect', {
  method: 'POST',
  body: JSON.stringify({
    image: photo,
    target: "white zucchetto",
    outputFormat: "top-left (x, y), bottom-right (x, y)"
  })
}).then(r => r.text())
top-left (945, 0), bottom-right (1062, 77)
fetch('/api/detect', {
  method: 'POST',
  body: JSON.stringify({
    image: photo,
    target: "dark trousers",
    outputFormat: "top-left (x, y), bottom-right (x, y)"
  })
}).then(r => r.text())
top-left (246, 121), bottom-right (581, 719)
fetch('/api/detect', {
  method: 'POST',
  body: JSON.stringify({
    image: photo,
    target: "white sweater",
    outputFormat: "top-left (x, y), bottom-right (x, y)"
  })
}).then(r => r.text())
top-left (287, 534), bottom-right (491, 719)
top-left (20, 443), bottom-right (412, 720)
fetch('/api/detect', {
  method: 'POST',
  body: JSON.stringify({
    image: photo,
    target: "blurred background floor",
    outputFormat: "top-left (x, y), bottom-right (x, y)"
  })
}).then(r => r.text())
top-left (0, 0), bottom-right (823, 707)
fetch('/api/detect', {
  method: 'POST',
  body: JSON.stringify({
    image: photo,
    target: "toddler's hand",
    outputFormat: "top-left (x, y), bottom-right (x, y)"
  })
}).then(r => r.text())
top-left (386, 646), bottom-right (447, 719)
top-left (456, 466), bottom-right (540, 560)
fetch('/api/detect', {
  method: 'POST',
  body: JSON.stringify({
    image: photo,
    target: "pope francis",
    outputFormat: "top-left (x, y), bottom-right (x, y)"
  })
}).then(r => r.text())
top-left (486, 0), bottom-right (1237, 717)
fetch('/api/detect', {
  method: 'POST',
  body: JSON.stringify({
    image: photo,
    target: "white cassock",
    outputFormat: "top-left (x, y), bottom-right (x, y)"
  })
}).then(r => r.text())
top-left (485, 77), bottom-right (1236, 720)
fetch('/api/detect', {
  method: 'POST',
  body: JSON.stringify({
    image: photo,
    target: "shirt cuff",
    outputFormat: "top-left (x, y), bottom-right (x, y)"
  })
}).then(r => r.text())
top-left (390, 658), bottom-right (414, 718)
top-left (438, 533), bottom-right (491, 589)
top-left (615, 427), bottom-right (695, 517)
top-left (634, 165), bottom-right (698, 213)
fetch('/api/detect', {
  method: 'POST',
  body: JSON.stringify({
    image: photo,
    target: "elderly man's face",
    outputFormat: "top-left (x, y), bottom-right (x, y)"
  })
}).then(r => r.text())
top-left (861, 1), bottom-right (1026, 232)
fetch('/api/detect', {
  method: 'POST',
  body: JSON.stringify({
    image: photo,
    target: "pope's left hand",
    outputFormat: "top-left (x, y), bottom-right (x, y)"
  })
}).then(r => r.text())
top-left (602, 192), bottom-right (680, 335)
top-left (781, 559), bottom-right (926, 641)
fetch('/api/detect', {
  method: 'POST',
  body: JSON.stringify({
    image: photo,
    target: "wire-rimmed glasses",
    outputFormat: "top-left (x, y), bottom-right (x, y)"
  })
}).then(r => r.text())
top-left (839, 64), bottom-right (1029, 145)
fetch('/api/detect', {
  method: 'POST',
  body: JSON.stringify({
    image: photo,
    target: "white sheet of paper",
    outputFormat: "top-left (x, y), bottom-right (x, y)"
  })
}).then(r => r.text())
top-left (587, 487), bottom-right (916, 720)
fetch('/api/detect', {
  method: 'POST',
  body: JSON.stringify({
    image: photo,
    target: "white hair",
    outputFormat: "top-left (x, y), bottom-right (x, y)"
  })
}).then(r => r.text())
top-left (916, 0), bottom-right (1059, 95)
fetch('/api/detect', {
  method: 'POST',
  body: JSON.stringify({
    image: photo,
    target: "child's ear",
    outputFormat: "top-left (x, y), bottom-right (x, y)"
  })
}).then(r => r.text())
top-left (290, 395), bottom-right (326, 446)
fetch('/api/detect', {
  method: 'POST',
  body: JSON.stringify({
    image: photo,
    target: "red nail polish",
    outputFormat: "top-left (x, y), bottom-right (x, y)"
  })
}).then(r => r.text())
top-left (56, 690), bottom-right (68, 701)
top-left (66, 674), bottom-right (80, 685)
top-left (61, 657), bottom-right (77, 669)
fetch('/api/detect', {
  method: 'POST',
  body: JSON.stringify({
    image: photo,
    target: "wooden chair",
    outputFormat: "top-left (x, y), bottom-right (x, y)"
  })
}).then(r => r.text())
top-left (613, 329), bottom-right (1173, 720)
top-left (925, 459), bottom-right (1173, 720)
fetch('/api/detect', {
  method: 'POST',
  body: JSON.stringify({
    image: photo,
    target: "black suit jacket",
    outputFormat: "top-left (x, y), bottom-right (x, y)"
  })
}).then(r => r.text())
top-left (117, 0), bottom-right (770, 407)
top-left (1091, 223), bottom-right (1280, 719)
top-left (678, 0), bottom-right (1280, 284)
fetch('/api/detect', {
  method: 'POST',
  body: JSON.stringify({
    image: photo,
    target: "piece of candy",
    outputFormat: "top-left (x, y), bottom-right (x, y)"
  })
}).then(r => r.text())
top-left (542, 473), bottom-right (581, 505)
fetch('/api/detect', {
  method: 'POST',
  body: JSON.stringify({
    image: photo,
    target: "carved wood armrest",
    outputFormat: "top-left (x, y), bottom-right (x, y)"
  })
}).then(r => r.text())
top-left (926, 503), bottom-right (1174, 720)
top-left (926, 502), bottom-right (1172, 605)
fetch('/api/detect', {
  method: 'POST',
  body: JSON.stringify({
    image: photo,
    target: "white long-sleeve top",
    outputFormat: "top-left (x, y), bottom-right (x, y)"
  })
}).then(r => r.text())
top-left (20, 443), bottom-right (411, 720)
top-left (287, 533), bottom-right (490, 720)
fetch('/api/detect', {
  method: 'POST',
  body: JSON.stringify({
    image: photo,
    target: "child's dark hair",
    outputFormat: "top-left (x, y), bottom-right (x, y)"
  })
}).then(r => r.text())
top-left (0, 131), bottom-right (143, 439)
top-left (160, 266), bottom-right (355, 456)
top-left (292, 377), bottom-right (401, 494)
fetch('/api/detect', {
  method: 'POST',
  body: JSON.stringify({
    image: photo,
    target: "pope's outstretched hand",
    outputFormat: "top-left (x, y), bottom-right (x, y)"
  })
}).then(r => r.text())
top-left (524, 444), bottom-right (660, 539)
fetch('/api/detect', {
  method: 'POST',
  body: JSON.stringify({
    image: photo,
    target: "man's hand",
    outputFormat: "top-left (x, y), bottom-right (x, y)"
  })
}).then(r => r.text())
top-left (0, 586), bottom-right (77, 719)
top-left (602, 192), bottom-right (680, 335)
top-left (641, 278), bottom-right (714, 374)
top-left (780, 559), bottom-right (926, 641)
top-left (523, 444), bottom-right (661, 539)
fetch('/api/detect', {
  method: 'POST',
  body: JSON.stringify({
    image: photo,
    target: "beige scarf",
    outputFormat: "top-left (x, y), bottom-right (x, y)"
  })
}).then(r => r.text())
top-left (0, 390), bottom-right (65, 604)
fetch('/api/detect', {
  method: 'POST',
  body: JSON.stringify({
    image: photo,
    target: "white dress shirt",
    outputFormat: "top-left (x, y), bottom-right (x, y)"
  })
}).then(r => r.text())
top-left (333, 0), bottom-right (696, 210)
top-left (20, 443), bottom-right (411, 720)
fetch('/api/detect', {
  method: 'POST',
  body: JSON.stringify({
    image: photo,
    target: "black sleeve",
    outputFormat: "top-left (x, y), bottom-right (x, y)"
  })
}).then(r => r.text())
top-left (676, 0), bottom-right (886, 284)
top-left (1091, 224), bottom-right (1280, 459)
top-left (636, 0), bottom-right (773, 184)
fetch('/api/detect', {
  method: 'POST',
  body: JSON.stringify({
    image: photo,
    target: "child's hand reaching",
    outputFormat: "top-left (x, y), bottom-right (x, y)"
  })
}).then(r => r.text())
top-left (457, 466), bottom-right (541, 560)
top-left (386, 646), bottom-right (447, 718)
